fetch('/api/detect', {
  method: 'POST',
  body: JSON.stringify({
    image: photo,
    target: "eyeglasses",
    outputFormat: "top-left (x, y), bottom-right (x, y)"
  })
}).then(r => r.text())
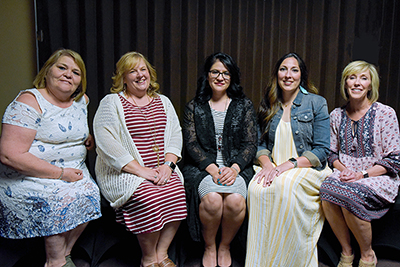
top-left (209, 70), bottom-right (231, 80)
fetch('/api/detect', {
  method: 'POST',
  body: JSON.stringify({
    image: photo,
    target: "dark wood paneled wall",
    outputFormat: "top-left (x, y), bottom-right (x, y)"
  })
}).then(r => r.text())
top-left (36, 0), bottom-right (400, 121)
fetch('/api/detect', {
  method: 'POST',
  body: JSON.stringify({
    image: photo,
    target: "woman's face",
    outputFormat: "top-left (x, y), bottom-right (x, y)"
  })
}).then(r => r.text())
top-left (46, 55), bottom-right (81, 95)
top-left (277, 57), bottom-right (301, 93)
top-left (345, 70), bottom-right (372, 101)
top-left (208, 60), bottom-right (231, 95)
top-left (124, 58), bottom-right (151, 95)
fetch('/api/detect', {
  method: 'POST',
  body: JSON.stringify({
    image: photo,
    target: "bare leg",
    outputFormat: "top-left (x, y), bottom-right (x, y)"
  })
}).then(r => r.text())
top-left (218, 193), bottom-right (246, 267)
top-left (44, 222), bottom-right (89, 267)
top-left (199, 192), bottom-right (223, 267)
top-left (322, 201), bottom-right (353, 256)
top-left (342, 208), bottom-right (375, 263)
top-left (44, 233), bottom-right (68, 267)
top-left (64, 222), bottom-right (88, 256)
top-left (137, 231), bottom-right (161, 266)
top-left (156, 220), bottom-right (180, 262)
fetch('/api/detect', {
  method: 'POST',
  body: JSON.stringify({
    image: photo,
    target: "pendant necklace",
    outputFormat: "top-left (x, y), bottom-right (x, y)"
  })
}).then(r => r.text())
top-left (129, 94), bottom-right (160, 167)
top-left (209, 97), bottom-right (229, 152)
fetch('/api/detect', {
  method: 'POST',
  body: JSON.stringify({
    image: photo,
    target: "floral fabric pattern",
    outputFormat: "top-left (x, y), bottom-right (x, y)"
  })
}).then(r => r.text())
top-left (0, 89), bottom-right (101, 239)
top-left (327, 102), bottom-right (400, 203)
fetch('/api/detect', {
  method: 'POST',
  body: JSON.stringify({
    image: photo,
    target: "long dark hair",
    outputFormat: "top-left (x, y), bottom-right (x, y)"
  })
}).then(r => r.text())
top-left (195, 52), bottom-right (244, 103)
top-left (258, 52), bottom-right (318, 134)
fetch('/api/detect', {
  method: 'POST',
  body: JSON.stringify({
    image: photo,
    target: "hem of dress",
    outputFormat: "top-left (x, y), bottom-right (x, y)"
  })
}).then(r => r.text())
top-left (122, 215), bottom-right (187, 235)
top-left (0, 213), bottom-right (102, 239)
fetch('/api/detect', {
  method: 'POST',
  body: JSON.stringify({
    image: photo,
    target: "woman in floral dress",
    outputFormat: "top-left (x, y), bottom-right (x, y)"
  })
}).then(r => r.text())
top-left (320, 61), bottom-right (400, 267)
top-left (0, 49), bottom-right (101, 267)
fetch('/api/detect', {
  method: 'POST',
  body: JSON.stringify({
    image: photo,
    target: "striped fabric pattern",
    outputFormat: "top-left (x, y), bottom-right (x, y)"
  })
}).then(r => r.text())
top-left (115, 96), bottom-right (187, 234)
top-left (121, 95), bottom-right (166, 168)
top-left (246, 120), bottom-right (332, 267)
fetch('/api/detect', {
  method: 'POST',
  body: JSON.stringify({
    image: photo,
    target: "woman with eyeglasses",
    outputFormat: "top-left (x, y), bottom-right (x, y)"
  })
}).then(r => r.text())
top-left (182, 52), bottom-right (257, 267)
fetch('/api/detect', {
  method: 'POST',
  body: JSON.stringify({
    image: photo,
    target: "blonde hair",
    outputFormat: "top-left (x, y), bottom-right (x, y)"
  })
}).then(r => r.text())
top-left (110, 51), bottom-right (160, 97)
top-left (33, 49), bottom-right (86, 100)
top-left (340, 60), bottom-right (379, 103)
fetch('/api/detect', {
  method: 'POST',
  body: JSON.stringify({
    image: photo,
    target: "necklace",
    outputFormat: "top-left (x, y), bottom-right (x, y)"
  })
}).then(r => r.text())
top-left (129, 94), bottom-right (160, 167)
top-left (209, 97), bottom-right (229, 111)
top-left (283, 102), bottom-right (292, 108)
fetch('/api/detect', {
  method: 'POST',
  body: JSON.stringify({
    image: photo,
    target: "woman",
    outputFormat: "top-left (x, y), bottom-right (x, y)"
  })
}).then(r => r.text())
top-left (0, 49), bottom-right (101, 267)
top-left (246, 52), bottom-right (332, 267)
top-left (320, 61), bottom-right (400, 267)
top-left (93, 51), bottom-right (187, 267)
top-left (182, 52), bottom-right (257, 267)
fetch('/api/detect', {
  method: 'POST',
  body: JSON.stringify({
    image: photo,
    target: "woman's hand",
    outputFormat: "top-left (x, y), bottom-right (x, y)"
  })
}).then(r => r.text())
top-left (339, 168), bottom-right (360, 182)
top-left (255, 166), bottom-right (277, 187)
top-left (123, 162), bottom-right (159, 184)
top-left (154, 164), bottom-right (173, 186)
top-left (60, 168), bottom-right (84, 182)
top-left (206, 163), bottom-right (222, 185)
top-left (218, 166), bottom-right (237, 186)
top-left (85, 134), bottom-right (95, 151)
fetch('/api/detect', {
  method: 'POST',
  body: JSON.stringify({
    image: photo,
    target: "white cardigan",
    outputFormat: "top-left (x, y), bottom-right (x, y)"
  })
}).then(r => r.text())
top-left (93, 93), bottom-right (183, 208)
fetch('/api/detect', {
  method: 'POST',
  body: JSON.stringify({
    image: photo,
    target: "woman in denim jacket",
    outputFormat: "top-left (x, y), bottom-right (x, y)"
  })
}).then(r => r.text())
top-left (246, 52), bottom-right (332, 267)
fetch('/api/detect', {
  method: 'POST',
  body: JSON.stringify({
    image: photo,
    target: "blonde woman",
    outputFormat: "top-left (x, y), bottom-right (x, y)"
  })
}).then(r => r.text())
top-left (94, 51), bottom-right (187, 267)
top-left (320, 61), bottom-right (400, 267)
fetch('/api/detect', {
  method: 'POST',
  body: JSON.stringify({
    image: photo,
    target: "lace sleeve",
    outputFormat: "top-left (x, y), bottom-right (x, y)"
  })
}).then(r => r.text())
top-left (2, 101), bottom-right (41, 130)
top-left (182, 100), bottom-right (215, 170)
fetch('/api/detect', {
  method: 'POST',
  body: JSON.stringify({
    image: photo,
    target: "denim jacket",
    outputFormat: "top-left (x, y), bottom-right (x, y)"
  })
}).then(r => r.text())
top-left (257, 90), bottom-right (330, 170)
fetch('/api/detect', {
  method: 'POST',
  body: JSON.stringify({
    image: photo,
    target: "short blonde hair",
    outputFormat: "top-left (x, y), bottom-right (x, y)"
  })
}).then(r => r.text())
top-left (33, 49), bottom-right (86, 101)
top-left (340, 61), bottom-right (379, 103)
top-left (110, 51), bottom-right (159, 97)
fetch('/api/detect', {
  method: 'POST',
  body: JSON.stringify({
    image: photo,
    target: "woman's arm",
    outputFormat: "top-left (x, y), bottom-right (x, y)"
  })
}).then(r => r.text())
top-left (93, 95), bottom-right (135, 171)
top-left (0, 93), bottom-right (83, 182)
top-left (182, 101), bottom-right (216, 170)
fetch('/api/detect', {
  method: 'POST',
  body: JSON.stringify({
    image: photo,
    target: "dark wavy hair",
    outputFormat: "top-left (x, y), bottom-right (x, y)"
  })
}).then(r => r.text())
top-left (258, 52), bottom-right (318, 134)
top-left (195, 52), bottom-right (244, 102)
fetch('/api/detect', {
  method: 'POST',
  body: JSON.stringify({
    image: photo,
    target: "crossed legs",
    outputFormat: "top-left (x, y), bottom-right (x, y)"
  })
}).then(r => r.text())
top-left (322, 201), bottom-right (375, 263)
top-left (199, 192), bottom-right (246, 267)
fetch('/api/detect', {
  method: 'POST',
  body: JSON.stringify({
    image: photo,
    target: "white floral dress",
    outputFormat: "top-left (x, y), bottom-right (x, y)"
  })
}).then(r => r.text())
top-left (0, 89), bottom-right (101, 239)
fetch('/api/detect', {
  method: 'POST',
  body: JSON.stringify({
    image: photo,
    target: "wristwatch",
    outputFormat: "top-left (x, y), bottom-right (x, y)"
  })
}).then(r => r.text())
top-left (288, 158), bottom-right (298, 168)
top-left (361, 170), bottom-right (369, 178)
top-left (164, 161), bottom-right (176, 172)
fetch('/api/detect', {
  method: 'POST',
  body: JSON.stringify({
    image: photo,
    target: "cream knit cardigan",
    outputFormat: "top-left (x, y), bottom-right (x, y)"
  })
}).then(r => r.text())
top-left (93, 93), bottom-right (183, 208)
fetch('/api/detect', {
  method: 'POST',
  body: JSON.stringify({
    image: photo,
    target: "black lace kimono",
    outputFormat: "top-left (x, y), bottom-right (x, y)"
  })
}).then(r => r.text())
top-left (182, 96), bottom-right (257, 243)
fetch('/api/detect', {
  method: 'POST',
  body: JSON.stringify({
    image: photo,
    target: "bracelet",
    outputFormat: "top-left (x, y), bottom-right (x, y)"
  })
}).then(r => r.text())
top-left (231, 166), bottom-right (239, 175)
top-left (58, 167), bottom-right (64, 180)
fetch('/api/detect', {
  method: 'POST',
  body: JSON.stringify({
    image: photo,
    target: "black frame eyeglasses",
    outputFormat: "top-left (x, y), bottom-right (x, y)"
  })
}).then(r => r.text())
top-left (209, 70), bottom-right (231, 80)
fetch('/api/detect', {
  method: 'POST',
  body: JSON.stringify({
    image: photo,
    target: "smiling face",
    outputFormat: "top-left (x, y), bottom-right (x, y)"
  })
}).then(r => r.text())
top-left (124, 58), bottom-right (151, 96)
top-left (277, 57), bottom-right (301, 93)
top-left (46, 55), bottom-right (82, 95)
top-left (207, 60), bottom-right (231, 95)
top-left (345, 70), bottom-right (372, 101)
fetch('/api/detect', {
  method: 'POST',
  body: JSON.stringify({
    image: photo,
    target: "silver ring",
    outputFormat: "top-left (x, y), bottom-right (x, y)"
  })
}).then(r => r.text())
top-left (164, 179), bottom-right (168, 183)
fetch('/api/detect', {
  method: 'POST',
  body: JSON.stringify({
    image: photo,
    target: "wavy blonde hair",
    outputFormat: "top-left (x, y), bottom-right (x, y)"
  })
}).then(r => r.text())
top-left (33, 49), bottom-right (86, 101)
top-left (110, 51), bottom-right (160, 97)
top-left (340, 60), bottom-right (379, 103)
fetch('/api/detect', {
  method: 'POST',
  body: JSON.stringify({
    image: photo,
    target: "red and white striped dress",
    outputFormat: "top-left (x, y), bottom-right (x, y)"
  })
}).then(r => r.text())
top-left (115, 95), bottom-right (187, 234)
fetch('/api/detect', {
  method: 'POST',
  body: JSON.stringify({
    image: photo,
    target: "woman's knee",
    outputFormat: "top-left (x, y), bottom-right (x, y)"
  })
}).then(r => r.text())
top-left (200, 192), bottom-right (223, 213)
top-left (224, 194), bottom-right (246, 214)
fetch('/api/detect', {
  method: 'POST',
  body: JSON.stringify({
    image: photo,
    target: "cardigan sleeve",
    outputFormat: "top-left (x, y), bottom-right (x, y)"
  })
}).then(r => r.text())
top-left (93, 95), bottom-right (135, 171)
top-left (225, 97), bottom-right (257, 171)
top-left (162, 95), bottom-right (183, 160)
top-left (182, 100), bottom-right (217, 171)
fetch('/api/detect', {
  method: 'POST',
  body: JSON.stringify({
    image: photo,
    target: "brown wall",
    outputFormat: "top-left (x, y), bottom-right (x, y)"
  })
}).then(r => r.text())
top-left (0, 1), bottom-right (36, 134)
top-left (34, 0), bottom-right (400, 123)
